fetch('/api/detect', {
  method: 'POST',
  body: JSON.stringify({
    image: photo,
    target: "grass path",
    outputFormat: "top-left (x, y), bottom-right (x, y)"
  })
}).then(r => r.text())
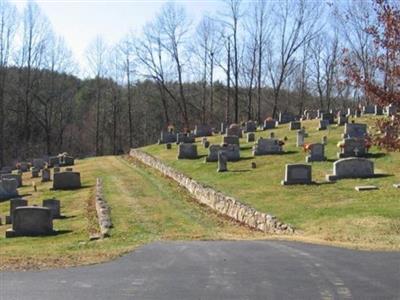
top-left (0, 156), bottom-right (260, 271)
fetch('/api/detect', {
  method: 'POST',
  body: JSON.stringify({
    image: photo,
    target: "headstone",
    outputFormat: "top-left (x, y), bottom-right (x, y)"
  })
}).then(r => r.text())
top-left (355, 185), bottom-right (378, 191)
top-left (306, 143), bottom-right (326, 162)
top-left (247, 132), bottom-right (255, 143)
top-left (159, 131), bottom-right (176, 144)
top-left (65, 167), bottom-right (73, 172)
top-left (317, 110), bottom-right (325, 118)
top-left (204, 140), bottom-right (210, 148)
top-left (6, 207), bottom-right (55, 238)
top-left (253, 138), bottom-right (283, 155)
top-left (278, 112), bottom-right (295, 124)
top-left (386, 104), bottom-right (397, 116)
top-left (355, 109), bottom-right (362, 117)
top-left (326, 157), bottom-right (374, 181)
top-left (251, 162), bottom-right (256, 169)
top-left (166, 143), bottom-right (172, 150)
top-left (6, 198), bottom-right (28, 224)
top-left (1, 173), bottom-right (22, 187)
top-left (306, 110), bottom-right (318, 120)
top-left (244, 121), bottom-right (256, 133)
top-left (318, 120), bottom-right (329, 131)
top-left (263, 119), bottom-right (276, 130)
top-left (60, 155), bottom-right (74, 166)
top-left (337, 115), bottom-right (348, 126)
top-left (41, 169), bottom-right (51, 182)
top-left (33, 159), bottom-right (46, 170)
top-left (0, 178), bottom-right (18, 200)
top-left (296, 130), bottom-right (305, 147)
top-left (177, 143), bottom-right (198, 159)
top-left (270, 132), bottom-right (275, 139)
top-left (322, 136), bottom-right (327, 145)
top-left (217, 152), bottom-right (228, 172)
top-left (393, 183), bottom-right (400, 189)
top-left (343, 123), bottom-right (367, 139)
top-left (346, 108), bottom-right (354, 117)
top-left (18, 162), bottom-right (29, 172)
top-left (289, 121), bottom-right (301, 130)
top-left (194, 124), bottom-right (212, 137)
top-left (206, 144), bottom-right (240, 162)
top-left (223, 135), bottom-right (240, 145)
top-left (53, 172), bottom-right (81, 190)
top-left (226, 124), bottom-right (243, 138)
top-left (54, 167), bottom-right (60, 173)
top-left (31, 167), bottom-right (40, 178)
top-left (321, 113), bottom-right (334, 124)
top-left (281, 164), bottom-right (313, 185)
top-left (176, 133), bottom-right (195, 144)
top-left (48, 156), bottom-right (60, 168)
top-left (374, 105), bottom-right (383, 116)
top-left (363, 105), bottom-right (375, 114)
top-left (338, 138), bottom-right (367, 158)
top-left (220, 123), bottom-right (226, 134)
top-left (42, 199), bottom-right (61, 218)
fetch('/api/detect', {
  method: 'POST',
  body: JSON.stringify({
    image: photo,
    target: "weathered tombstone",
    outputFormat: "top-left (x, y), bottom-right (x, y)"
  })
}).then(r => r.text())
top-left (343, 123), bottom-right (367, 139)
top-left (6, 198), bottom-right (28, 224)
top-left (1, 173), bottom-right (22, 187)
top-left (159, 131), bottom-right (176, 144)
top-left (289, 121), bottom-right (301, 130)
top-left (253, 138), bottom-right (283, 156)
top-left (296, 130), bottom-right (305, 147)
top-left (338, 138), bottom-right (367, 158)
top-left (205, 144), bottom-right (240, 162)
top-left (62, 155), bottom-right (74, 166)
top-left (177, 143), bottom-right (198, 159)
top-left (263, 119), bottom-right (276, 130)
top-left (355, 109), bottom-right (362, 117)
top-left (318, 120), bottom-right (329, 131)
top-left (42, 199), bottom-right (61, 218)
top-left (244, 121), bottom-right (256, 133)
top-left (41, 168), bottom-right (51, 182)
top-left (337, 115), bottom-right (348, 126)
top-left (6, 207), bottom-right (55, 238)
top-left (247, 132), bottom-right (255, 143)
top-left (321, 113), bottom-right (335, 124)
top-left (322, 136), bottom-right (328, 145)
top-left (53, 172), bottom-right (81, 190)
top-left (204, 140), bottom-right (210, 148)
top-left (363, 105), bottom-right (375, 114)
top-left (0, 178), bottom-right (18, 200)
top-left (194, 124), bottom-right (212, 137)
top-left (270, 132), bottom-right (275, 139)
top-left (226, 124), bottom-right (243, 137)
top-left (326, 158), bottom-right (374, 181)
top-left (355, 185), bottom-right (378, 191)
top-left (251, 162), bottom-right (256, 169)
top-left (374, 105), bottom-right (383, 116)
top-left (176, 132), bottom-right (196, 144)
top-left (306, 143), bottom-right (326, 162)
top-left (48, 156), bottom-right (60, 168)
top-left (33, 159), bottom-right (46, 170)
top-left (31, 167), bottom-right (40, 178)
top-left (217, 152), bottom-right (228, 172)
top-left (223, 135), bottom-right (240, 145)
top-left (281, 164), bottom-right (313, 185)
top-left (165, 143), bottom-right (172, 150)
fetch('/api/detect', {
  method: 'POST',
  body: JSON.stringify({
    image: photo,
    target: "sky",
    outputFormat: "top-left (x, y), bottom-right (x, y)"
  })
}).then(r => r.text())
top-left (11, 0), bottom-right (223, 72)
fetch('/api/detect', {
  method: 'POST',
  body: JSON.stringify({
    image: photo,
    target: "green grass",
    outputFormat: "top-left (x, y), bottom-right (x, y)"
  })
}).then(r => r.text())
top-left (142, 117), bottom-right (400, 250)
top-left (0, 156), bottom-right (261, 270)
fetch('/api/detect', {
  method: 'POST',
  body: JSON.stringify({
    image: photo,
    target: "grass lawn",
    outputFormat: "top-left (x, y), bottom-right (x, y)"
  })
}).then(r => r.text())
top-left (0, 156), bottom-right (261, 270)
top-left (142, 117), bottom-right (400, 250)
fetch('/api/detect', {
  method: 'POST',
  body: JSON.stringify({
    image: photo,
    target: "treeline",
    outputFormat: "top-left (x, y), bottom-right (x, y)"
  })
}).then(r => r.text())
top-left (0, 0), bottom-right (396, 166)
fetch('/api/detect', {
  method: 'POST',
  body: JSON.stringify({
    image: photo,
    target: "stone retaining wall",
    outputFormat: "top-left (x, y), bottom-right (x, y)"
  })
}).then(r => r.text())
top-left (95, 178), bottom-right (112, 238)
top-left (129, 149), bottom-right (294, 234)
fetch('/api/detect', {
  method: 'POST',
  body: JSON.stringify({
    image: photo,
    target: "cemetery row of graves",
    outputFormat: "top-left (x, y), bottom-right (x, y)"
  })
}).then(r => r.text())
top-left (0, 153), bottom-right (81, 238)
top-left (143, 104), bottom-right (399, 248)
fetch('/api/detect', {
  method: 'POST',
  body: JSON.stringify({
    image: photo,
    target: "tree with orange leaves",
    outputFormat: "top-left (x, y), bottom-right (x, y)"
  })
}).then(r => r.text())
top-left (343, 0), bottom-right (400, 151)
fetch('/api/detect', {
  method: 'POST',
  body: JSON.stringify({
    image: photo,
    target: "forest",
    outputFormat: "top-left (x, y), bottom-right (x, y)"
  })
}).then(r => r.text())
top-left (0, 0), bottom-right (398, 166)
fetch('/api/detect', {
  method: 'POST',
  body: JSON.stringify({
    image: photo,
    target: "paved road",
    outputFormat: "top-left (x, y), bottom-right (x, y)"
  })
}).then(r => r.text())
top-left (1, 240), bottom-right (399, 300)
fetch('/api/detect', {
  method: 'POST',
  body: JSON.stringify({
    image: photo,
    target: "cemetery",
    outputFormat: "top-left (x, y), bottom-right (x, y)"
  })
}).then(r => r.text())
top-left (0, 116), bottom-right (399, 271)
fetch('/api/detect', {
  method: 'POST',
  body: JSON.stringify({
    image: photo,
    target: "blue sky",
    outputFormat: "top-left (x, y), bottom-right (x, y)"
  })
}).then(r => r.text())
top-left (11, 0), bottom-right (222, 68)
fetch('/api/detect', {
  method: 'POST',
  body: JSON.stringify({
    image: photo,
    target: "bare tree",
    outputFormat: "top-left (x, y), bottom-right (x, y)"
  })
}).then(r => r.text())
top-left (86, 36), bottom-right (107, 156)
top-left (0, 0), bottom-right (17, 166)
top-left (267, 0), bottom-right (320, 118)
